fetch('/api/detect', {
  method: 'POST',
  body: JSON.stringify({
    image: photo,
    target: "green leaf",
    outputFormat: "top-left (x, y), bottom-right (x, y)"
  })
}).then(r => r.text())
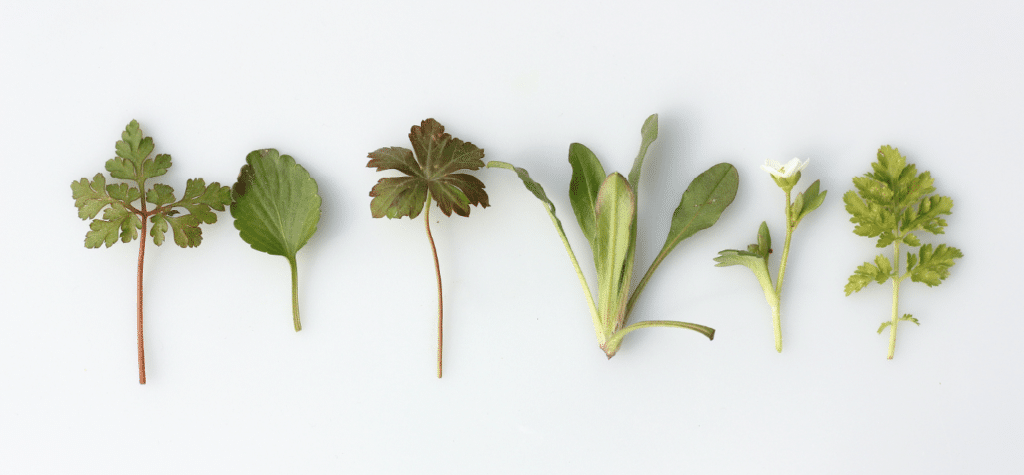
top-left (568, 142), bottom-right (606, 248)
top-left (903, 233), bottom-right (921, 247)
top-left (905, 195), bottom-right (953, 235)
top-left (105, 156), bottom-right (137, 180)
top-left (757, 221), bottom-right (772, 258)
top-left (796, 179), bottom-right (827, 221)
top-left (487, 160), bottom-right (602, 343)
top-left (369, 176), bottom-right (428, 219)
top-left (876, 231), bottom-right (897, 248)
top-left (232, 149), bottom-right (322, 332)
top-left (366, 147), bottom-right (422, 178)
top-left (163, 214), bottom-right (202, 248)
top-left (142, 154), bottom-right (172, 181)
top-left (107, 120), bottom-right (171, 182)
top-left (714, 249), bottom-right (776, 306)
top-left (897, 166), bottom-right (935, 208)
top-left (232, 149), bottom-right (321, 258)
top-left (170, 178), bottom-right (232, 225)
top-left (367, 119), bottom-right (488, 219)
top-left (71, 173), bottom-right (115, 220)
top-left (150, 214), bottom-right (169, 246)
top-left (877, 321), bottom-right (892, 334)
top-left (845, 260), bottom-right (886, 295)
top-left (658, 163), bottom-right (739, 258)
top-left (486, 161), bottom-right (563, 231)
top-left (901, 314), bottom-right (920, 326)
top-left (84, 203), bottom-right (141, 248)
top-left (106, 182), bottom-right (140, 204)
top-left (873, 145), bottom-right (906, 185)
top-left (910, 244), bottom-right (963, 286)
top-left (593, 173), bottom-right (636, 337)
top-left (852, 176), bottom-right (891, 205)
top-left (147, 184), bottom-right (176, 207)
top-left (626, 113), bottom-right (658, 194)
top-left (844, 190), bottom-right (894, 241)
top-left (906, 251), bottom-right (919, 272)
top-left (115, 119), bottom-right (154, 165)
top-left (874, 254), bottom-right (893, 279)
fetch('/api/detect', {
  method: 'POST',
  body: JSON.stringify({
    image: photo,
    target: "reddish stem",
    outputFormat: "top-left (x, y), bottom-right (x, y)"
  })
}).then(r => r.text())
top-left (424, 200), bottom-right (443, 379)
top-left (137, 200), bottom-right (148, 385)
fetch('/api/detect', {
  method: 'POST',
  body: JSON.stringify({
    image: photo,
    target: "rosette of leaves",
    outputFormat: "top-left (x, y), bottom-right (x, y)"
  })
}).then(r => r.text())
top-left (367, 118), bottom-right (489, 378)
top-left (844, 145), bottom-right (962, 359)
top-left (71, 120), bottom-right (232, 384)
top-left (488, 114), bottom-right (738, 358)
top-left (231, 149), bottom-right (322, 332)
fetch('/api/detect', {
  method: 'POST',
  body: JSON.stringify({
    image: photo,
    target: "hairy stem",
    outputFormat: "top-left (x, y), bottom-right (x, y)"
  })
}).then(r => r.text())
top-left (137, 200), bottom-right (148, 385)
top-left (888, 240), bottom-right (902, 359)
top-left (775, 190), bottom-right (793, 296)
top-left (771, 189), bottom-right (794, 353)
top-left (423, 197), bottom-right (443, 379)
top-left (289, 255), bottom-right (301, 332)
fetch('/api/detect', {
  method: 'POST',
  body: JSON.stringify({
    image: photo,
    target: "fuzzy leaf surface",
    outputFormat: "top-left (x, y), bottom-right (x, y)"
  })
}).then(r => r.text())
top-left (367, 119), bottom-right (488, 219)
top-left (232, 149), bottom-right (321, 258)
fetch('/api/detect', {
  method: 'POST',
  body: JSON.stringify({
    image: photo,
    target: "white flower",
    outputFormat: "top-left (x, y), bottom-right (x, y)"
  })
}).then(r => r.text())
top-left (760, 158), bottom-right (809, 178)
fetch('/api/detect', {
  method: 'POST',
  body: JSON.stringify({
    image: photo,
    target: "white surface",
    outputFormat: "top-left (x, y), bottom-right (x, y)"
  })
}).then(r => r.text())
top-left (1, 1), bottom-right (1021, 473)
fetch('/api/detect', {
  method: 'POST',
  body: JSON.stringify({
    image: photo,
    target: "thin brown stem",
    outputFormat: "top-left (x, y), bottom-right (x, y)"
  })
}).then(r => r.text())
top-left (137, 200), bottom-right (148, 385)
top-left (423, 197), bottom-right (443, 379)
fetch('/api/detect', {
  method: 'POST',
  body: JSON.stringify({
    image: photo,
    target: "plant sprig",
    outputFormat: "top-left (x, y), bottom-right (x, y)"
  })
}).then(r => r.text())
top-left (367, 118), bottom-right (489, 378)
top-left (72, 120), bottom-right (231, 384)
top-left (844, 145), bottom-right (962, 359)
top-left (715, 158), bottom-right (826, 352)
top-left (490, 114), bottom-right (738, 357)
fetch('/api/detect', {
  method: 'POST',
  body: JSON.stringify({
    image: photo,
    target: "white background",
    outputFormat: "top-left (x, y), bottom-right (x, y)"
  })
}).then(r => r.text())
top-left (1, 1), bottom-right (1021, 473)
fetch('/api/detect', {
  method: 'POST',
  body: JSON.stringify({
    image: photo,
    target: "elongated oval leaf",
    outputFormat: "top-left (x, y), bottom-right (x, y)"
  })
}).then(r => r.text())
top-left (232, 149), bottom-right (321, 258)
top-left (594, 173), bottom-right (635, 337)
top-left (626, 113), bottom-right (658, 194)
top-left (568, 142), bottom-right (606, 247)
top-left (658, 163), bottom-right (738, 257)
